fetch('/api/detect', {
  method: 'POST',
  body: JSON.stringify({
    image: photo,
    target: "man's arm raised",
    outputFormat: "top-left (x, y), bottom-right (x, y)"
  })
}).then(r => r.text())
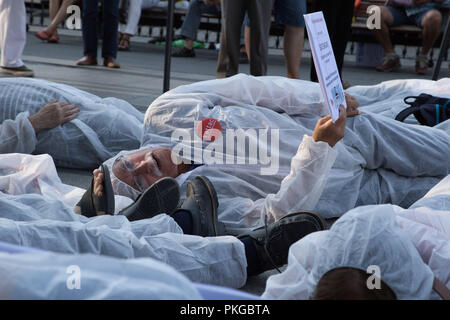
top-left (263, 106), bottom-right (347, 222)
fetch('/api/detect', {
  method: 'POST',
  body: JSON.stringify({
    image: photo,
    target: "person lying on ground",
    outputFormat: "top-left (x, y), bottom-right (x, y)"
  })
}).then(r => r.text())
top-left (112, 74), bottom-right (449, 235)
top-left (0, 77), bottom-right (143, 169)
top-left (0, 106), bottom-right (347, 287)
top-left (262, 176), bottom-right (450, 300)
top-left (0, 100), bottom-right (79, 154)
top-left (1, 164), bottom-right (448, 299)
top-left (0, 159), bottom-right (325, 288)
top-left (0, 242), bottom-right (203, 299)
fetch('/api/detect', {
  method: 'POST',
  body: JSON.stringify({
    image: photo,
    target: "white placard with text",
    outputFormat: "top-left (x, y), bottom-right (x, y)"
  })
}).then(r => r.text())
top-left (304, 12), bottom-right (347, 122)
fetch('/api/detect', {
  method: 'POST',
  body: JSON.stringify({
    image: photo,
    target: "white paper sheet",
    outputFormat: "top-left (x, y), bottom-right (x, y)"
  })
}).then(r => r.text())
top-left (304, 12), bottom-right (347, 122)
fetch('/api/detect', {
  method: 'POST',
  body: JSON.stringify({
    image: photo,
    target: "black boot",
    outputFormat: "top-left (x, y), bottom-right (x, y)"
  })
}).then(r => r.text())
top-left (119, 177), bottom-right (180, 221)
top-left (172, 176), bottom-right (225, 237)
top-left (240, 211), bottom-right (325, 274)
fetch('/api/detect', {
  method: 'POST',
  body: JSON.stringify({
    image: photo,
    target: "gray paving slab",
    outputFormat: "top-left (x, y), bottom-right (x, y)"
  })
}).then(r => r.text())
top-left (22, 27), bottom-right (449, 110)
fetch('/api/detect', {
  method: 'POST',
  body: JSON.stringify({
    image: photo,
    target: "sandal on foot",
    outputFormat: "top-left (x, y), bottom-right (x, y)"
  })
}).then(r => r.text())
top-left (119, 177), bottom-right (180, 221)
top-left (48, 33), bottom-right (59, 43)
top-left (118, 37), bottom-right (130, 51)
top-left (35, 30), bottom-right (51, 41)
top-left (76, 165), bottom-right (115, 217)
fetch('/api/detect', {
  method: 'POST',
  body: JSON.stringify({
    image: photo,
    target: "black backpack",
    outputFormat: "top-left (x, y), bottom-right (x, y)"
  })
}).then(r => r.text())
top-left (395, 94), bottom-right (450, 127)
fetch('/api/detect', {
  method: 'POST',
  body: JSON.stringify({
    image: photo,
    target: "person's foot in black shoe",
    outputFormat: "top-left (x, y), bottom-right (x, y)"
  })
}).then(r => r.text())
top-left (172, 46), bottom-right (196, 58)
top-left (74, 165), bottom-right (115, 217)
top-left (239, 211), bottom-right (325, 275)
top-left (119, 177), bottom-right (180, 221)
top-left (171, 176), bottom-right (225, 237)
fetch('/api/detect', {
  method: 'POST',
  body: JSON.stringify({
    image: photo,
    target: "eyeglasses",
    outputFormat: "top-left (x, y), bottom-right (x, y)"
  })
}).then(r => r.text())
top-left (113, 155), bottom-right (147, 192)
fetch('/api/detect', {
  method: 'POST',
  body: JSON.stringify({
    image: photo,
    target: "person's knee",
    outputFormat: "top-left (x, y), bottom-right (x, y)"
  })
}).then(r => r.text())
top-left (380, 6), bottom-right (394, 26)
top-left (421, 10), bottom-right (442, 29)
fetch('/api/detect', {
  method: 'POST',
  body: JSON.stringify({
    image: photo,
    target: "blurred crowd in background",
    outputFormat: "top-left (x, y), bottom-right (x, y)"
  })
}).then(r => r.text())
top-left (0, 0), bottom-right (448, 84)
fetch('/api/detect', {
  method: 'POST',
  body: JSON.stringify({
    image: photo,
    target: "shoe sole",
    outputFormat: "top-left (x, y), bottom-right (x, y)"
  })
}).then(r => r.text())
top-left (35, 33), bottom-right (49, 41)
top-left (101, 165), bottom-right (115, 215)
top-left (194, 176), bottom-right (221, 236)
top-left (2, 72), bottom-right (34, 77)
top-left (120, 177), bottom-right (180, 221)
top-left (103, 64), bottom-right (120, 68)
top-left (75, 164), bottom-right (114, 217)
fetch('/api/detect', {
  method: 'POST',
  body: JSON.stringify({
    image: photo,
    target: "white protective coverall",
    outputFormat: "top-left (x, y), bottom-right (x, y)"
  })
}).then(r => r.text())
top-left (0, 77), bottom-right (143, 168)
top-left (0, 250), bottom-right (202, 299)
top-left (141, 74), bottom-right (450, 234)
top-left (0, 112), bottom-right (36, 154)
top-left (0, 0), bottom-right (26, 68)
top-left (262, 175), bottom-right (450, 300)
top-left (348, 77), bottom-right (450, 124)
top-left (0, 153), bottom-right (247, 288)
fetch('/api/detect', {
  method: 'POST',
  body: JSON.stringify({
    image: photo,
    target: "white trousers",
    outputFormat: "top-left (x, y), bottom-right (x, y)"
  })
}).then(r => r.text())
top-left (0, 0), bottom-right (26, 67)
top-left (120, 0), bottom-right (159, 35)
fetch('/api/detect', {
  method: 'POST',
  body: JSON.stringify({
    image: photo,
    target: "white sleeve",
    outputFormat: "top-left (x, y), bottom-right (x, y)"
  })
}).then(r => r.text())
top-left (170, 74), bottom-right (329, 117)
top-left (262, 135), bottom-right (338, 222)
top-left (0, 112), bottom-right (37, 154)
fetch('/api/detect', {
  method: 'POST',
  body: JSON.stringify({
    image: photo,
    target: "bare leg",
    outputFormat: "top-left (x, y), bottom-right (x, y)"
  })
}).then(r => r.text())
top-left (46, 0), bottom-right (75, 35)
top-left (49, 0), bottom-right (61, 21)
top-left (372, 6), bottom-right (395, 54)
top-left (244, 25), bottom-right (250, 60)
top-left (283, 26), bottom-right (304, 79)
top-left (420, 9), bottom-right (442, 55)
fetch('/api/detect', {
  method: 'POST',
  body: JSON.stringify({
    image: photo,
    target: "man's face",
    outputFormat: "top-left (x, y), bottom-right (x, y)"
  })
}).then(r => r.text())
top-left (112, 147), bottom-right (181, 192)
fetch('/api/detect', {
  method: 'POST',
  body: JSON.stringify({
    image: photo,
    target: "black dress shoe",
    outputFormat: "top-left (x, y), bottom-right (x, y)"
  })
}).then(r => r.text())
top-left (172, 176), bottom-right (224, 237)
top-left (240, 211), bottom-right (325, 274)
top-left (119, 177), bottom-right (180, 221)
